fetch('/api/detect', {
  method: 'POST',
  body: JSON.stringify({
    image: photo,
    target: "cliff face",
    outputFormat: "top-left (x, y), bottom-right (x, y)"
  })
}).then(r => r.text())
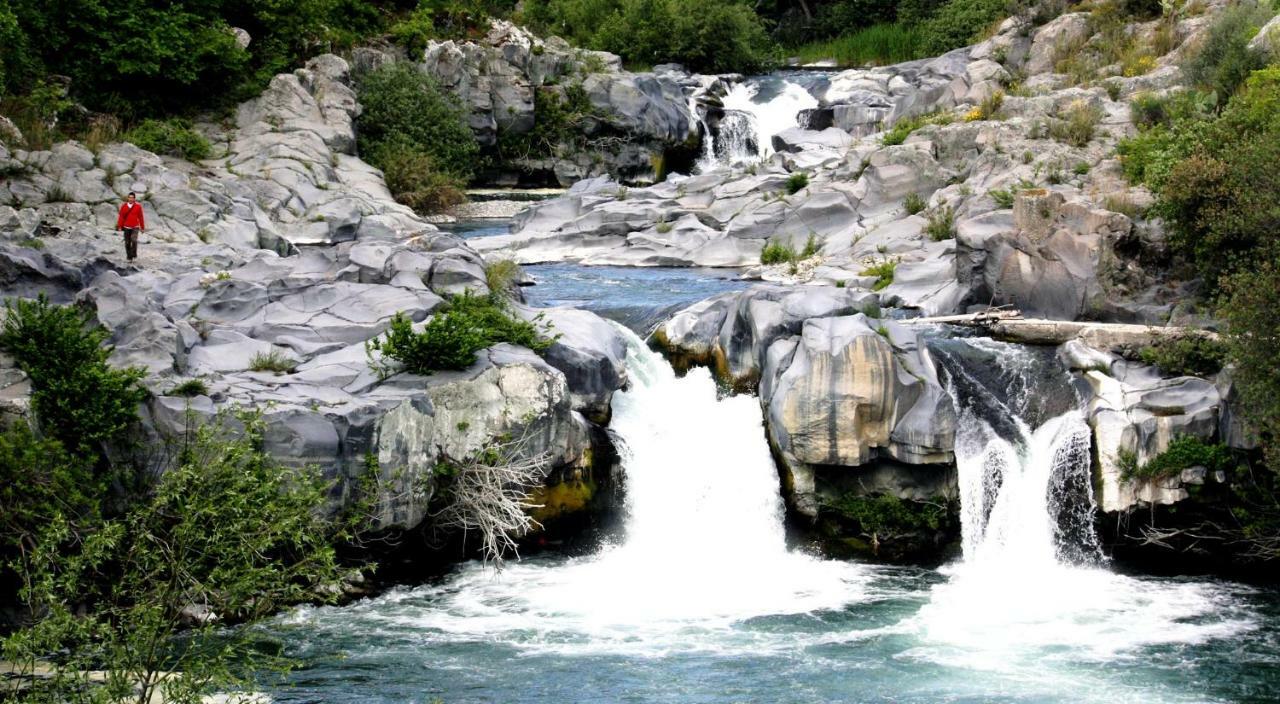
top-left (0, 54), bottom-right (629, 543)
top-left (400, 21), bottom-right (701, 186)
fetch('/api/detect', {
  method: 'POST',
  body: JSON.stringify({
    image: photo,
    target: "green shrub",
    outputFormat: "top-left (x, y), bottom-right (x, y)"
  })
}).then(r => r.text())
top-left (919, 0), bottom-right (1010, 56)
top-left (786, 171), bottom-right (810, 194)
top-left (3, 412), bottom-right (345, 704)
top-left (484, 258), bottom-right (524, 298)
top-left (904, 192), bottom-right (927, 215)
top-left (761, 240), bottom-right (797, 265)
top-left (800, 234), bottom-right (820, 258)
top-left (367, 292), bottom-right (553, 376)
top-left (1048, 101), bottom-right (1103, 147)
top-left (499, 83), bottom-right (601, 160)
top-left (168, 378), bottom-right (210, 397)
top-left (248, 349), bottom-right (297, 374)
top-left (121, 118), bottom-right (211, 161)
top-left (1181, 3), bottom-right (1274, 101)
top-left (861, 259), bottom-right (898, 290)
top-left (881, 112), bottom-right (935, 146)
top-left (1221, 247), bottom-right (1280, 470)
top-left (524, 0), bottom-right (776, 73)
top-left (824, 493), bottom-right (947, 535)
top-left (924, 205), bottom-right (956, 241)
top-left (356, 62), bottom-right (479, 181)
top-left (0, 423), bottom-right (94, 559)
top-left (860, 301), bottom-right (883, 318)
top-left (989, 188), bottom-right (1015, 208)
top-left (790, 23), bottom-right (928, 66)
top-left (1122, 436), bottom-right (1235, 481)
top-left (0, 295), bottom-right (146, 459)
top-left (373, 139), bottom-right (467, 215)
top-left (1138, 335), bottom-right (1227, 377)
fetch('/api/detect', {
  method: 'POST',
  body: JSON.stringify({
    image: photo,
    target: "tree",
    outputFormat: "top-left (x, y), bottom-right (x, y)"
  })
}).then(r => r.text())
top-left (2, 412), bottom-right (347, 704)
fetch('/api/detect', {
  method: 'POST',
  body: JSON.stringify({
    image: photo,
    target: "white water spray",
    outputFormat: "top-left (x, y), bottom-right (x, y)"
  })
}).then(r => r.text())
top-left (913, 340), bottom-right (1253, 669)
top-left (304, 325), bottom-right (868, 653)
top-left (716, 78), bottom-right (814, 163)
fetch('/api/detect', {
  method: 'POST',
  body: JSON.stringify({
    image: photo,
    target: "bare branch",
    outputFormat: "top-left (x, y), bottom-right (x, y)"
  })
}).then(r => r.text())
top-left (429, 427), bottom-right (551, 569)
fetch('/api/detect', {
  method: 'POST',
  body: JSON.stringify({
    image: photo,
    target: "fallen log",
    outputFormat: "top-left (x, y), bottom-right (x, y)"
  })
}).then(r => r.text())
top-left (901, 310), bottom-right (1218, 350)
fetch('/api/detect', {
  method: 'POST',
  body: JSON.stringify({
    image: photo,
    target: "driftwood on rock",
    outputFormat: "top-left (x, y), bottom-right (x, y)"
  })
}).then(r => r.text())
top-left (901, 309), bottom-right (1218, 350)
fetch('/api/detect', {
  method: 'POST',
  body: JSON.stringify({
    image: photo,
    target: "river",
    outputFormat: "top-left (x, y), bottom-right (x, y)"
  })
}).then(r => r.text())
top-left (251, 213), bottom-right (1280, 704)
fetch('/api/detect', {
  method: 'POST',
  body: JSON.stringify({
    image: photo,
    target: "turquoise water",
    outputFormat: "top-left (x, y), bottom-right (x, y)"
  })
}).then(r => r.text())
top-left (441, 218), bottom-right (751, 332)
top-left (271, 218), bottom-right (1280, 704)
top-left (263, 557), bottom-right (1280, 704)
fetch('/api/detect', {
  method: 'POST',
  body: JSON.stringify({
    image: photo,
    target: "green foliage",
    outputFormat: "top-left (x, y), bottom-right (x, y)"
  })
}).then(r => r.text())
top-left (523, 0), bottom-right (776, 73)
top-left (1220, 248), bottom-right (1280, 470)
top-left (861, 259), bottom-right (897, 290)
top-left (249, 349), bottom-right (297, 374)
top-left (1137, 335), bottom-right (1226, 377)
top-left (1181, 3), bottom-right (1274, 101)
top-left (0, 0), bottom-right (390, 119)
top-left (484, 258), bottom-right (524, 299)
top-left (356, 62), bottom-right (479, 182)
top-left (2, 412), bottom-right (345, 704)
top-left (786, 171), bottom-right (810, 194)
top-left (825, 493), bottom-right (947, 536)
top-left (789, 23), bottom-right (928, 67)
top-left (168, 378), bottom-right (210, 397)
top-left (390, 0), bottom-right (518, 53)
top-left (375, 138), bottom-right (467, 214)
top-left (918, 0), bottom-right (1009, 56)
top-left (904, 192), bottom-right (927, 215)
top-left (881, 113), bottom-right (932, 146)
top-left (1121, 435), bottom-right (1235, 481)
top-left (924, 205), bottom-right (955, 241)
top-left (121, 118), bottom-right (211, 161)
top-left (800, 234), bottom-right (820, 258)
top-left (0, 424), bottom-right (95, 560)
top-left (0, 295), bottom-right (146, 459)
top-left (500, 84), bottom-right (603, 160)
top-left (760, 240), bottom-right (797, 265)
top-left (1048, 101), bottom-right (1103, 147)
top-left (860, 301), bottom-right (883, 318)
top-left (989, 188), bottom-right (1015, 208)
top-left (367, 292), bottom-right (554, 376)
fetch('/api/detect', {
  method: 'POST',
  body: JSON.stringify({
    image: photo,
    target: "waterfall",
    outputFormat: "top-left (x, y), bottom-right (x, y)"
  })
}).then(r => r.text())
top-left (696, 110), bottom-right (758, 172)
top-left (341, 324), bottom-right (867, 652)
top-left (697, 77), bottom-right (819, 171)
top-left (908, 338), bottom-right (1248, 666)
top-left (938, 338), bottom-right (1103, 567)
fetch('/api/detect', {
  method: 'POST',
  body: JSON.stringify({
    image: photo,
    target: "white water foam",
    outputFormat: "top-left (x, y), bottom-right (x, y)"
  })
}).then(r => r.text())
top-left (910, 340), bottom-right (1256, 671)
top-left (717, 79), bottom-right (817, 163)
top-left (288, 325), bottom-right (870, 655)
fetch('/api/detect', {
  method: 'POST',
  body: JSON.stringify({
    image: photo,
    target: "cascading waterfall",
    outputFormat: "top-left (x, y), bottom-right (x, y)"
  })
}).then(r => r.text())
top-left (696, 77), bottom-right (818, 171)
top-left (274, 330), bottom-right (1267, 702)
top-left (299, 324), bottom-right (868, 652)
top-left (695, 110), bottom-right (758, 171)
top-left (914, 337), bottom-right (1248, 667)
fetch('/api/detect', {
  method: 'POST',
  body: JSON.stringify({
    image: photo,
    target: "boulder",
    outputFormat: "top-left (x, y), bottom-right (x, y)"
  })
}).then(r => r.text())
top-left (761, 315), bottom-right (956, 518)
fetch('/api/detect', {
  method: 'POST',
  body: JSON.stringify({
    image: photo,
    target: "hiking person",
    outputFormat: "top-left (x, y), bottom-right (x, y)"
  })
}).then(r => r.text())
top-left (115, 191), bottom-right (145, 261)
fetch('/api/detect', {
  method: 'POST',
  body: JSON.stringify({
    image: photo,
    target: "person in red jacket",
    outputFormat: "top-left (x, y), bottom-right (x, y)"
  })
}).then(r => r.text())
top-left (115, 191), bottom-right (145, 261)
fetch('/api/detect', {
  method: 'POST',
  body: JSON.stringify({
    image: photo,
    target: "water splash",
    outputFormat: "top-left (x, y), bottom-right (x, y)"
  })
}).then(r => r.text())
top-left (911, 336), bottom-right (1251, 671)
top-left (281, 324), bottom-right (869, 654)
top-left (716, 78), bottom-right (814, 163)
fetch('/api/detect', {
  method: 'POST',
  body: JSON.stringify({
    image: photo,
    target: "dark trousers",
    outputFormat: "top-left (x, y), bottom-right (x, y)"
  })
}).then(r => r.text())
top-left (123, 228), bottom-right (139, 260)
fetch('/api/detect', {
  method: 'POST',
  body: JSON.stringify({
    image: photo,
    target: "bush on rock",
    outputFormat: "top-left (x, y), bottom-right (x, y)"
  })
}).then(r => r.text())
top-left (356, 62), bottom-right (479, 213)
top-left (367, 292), bottom-right (554, 376)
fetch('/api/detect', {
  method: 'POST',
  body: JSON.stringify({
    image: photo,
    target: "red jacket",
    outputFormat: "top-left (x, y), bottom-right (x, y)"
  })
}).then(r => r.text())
top-left (116, 201), bottom-right (145, 230)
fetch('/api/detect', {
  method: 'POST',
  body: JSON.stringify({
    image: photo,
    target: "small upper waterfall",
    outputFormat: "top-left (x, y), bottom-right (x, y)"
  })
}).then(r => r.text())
top-left (698, 75), bottom-right (820, 170)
